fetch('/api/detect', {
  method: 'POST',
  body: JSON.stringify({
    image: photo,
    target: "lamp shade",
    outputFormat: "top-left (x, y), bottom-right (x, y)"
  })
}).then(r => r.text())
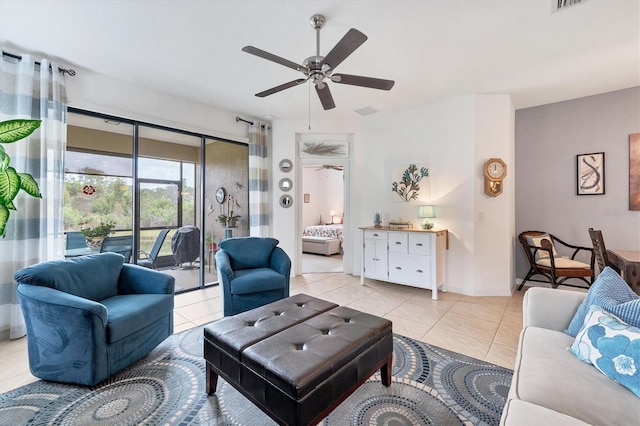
top-left (418, 205), bottom-right (436, 218)
top-left (329, 210), bottom-right (336, 217)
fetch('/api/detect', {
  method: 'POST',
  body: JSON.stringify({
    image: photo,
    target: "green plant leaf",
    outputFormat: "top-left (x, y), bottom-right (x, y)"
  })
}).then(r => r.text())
top-left (6, 201), bottom-right (16, 210)
top-left (0, 119), bottom-right (42, 144)
top-left (18, 173), bottom-right (42, 198)
top-left (0, 145), bottom-right (8, 171)
top-left (0, 205), bottom-right (8, 238)
top-left (0, 167), bottom-right (20, 205)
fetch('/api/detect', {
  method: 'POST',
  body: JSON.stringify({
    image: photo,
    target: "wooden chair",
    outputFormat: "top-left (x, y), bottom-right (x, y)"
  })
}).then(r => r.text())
top-left (518, 231), bottom-right (595, 291)
top-left (588, 228), bottom-right (621, 275)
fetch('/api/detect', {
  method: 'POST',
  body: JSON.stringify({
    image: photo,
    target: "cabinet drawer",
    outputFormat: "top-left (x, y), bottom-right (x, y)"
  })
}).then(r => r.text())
top-left (364, 230), bottom-right (387, 240)
top-left (409, 233), bottom-right (433, 255)
top-left (388, 233), bottom-right (408, 253)
top-left (388, 253), bottom-right (432, 288)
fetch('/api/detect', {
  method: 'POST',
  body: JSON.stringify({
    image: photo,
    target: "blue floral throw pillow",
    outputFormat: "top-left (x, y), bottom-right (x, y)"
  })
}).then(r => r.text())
top-left (565, 267), bottom-right (640, 337)
top-left (569, 305), bottom-right (640, 397)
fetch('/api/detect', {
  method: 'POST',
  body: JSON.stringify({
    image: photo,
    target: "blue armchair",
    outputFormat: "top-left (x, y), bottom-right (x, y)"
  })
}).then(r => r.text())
top-left (15, 252), bottom-right (175, 386)
top-left (215, 237), bottom-right (291, 316)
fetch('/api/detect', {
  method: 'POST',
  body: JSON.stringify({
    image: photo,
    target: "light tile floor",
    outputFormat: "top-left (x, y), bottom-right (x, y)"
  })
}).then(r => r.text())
top-left (0, 273), bottom-right (527, 394)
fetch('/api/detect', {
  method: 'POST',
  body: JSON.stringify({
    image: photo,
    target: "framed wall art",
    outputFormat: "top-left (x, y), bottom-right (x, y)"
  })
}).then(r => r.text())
top-left (576, 152), bottom-right (605, 195)
top-left (630, 133), bottom-right (640, 210)
top-left (299, 140), bottom-right (348, 159)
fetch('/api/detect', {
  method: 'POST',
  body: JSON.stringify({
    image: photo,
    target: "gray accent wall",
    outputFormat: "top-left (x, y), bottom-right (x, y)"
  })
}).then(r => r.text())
top-left (515, 87), bottom-right (640, 281)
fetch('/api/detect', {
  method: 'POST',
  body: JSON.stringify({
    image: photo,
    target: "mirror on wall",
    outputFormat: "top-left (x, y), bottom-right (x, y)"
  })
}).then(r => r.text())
top-left (279, 159), bottom-right (293, 173)
top-left (279, 178), bottom-right (292, 192)
top-left (279, 195), bottom-right (293, 208)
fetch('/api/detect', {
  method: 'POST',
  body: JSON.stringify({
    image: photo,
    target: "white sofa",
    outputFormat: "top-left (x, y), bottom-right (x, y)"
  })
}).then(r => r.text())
top-left (500, 287), bottom-right (640, 425)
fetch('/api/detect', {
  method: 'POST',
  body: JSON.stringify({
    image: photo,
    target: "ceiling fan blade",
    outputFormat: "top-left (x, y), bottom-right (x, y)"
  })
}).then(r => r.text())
top-left (315, 83), bottom-right (336, 110)
top-left (255, 79), bottom-right (307, 97)
top-left (242, 46), bottom-right (308, 73)
top-left (331, 73), bottom-right (395, 90)
top-left (321, 28), bottom-right (367, 71)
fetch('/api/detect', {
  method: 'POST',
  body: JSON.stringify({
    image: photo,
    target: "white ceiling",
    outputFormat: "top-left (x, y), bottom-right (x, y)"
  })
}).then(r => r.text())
top-left (1, 0), bottom-right (638, 122)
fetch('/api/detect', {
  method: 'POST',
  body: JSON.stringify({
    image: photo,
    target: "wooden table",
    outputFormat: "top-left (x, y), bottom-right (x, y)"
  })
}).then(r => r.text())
top-left (608, 249), bottom-right (640, 295)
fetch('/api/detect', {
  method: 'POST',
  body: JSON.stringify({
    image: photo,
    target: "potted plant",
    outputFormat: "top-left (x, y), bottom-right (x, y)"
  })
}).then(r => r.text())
top-left (79, 220), bottom-right (115, 248)
top-left (217, 194), bottom-right (241, 228)
top-left (205, 233), bottom-right (218, 250)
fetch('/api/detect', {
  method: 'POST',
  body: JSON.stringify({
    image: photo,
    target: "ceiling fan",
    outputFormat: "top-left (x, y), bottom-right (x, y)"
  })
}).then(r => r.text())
top-left (242, 14), bottom-right (395, 110)
top-left (316, 165), bottom-right (344, 171)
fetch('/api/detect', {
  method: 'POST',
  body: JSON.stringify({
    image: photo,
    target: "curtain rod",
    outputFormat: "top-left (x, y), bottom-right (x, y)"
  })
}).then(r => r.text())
top-left (2, 50), bottom-right (76, 76)
top-left (235, 116), bottom-right (270, 130)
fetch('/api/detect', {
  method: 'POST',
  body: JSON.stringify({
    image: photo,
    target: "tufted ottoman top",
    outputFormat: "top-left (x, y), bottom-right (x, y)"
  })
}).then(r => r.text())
top-left (243, 306), bottom-right (392, 399)
top-left (204, 293), bottom-right (338, 358)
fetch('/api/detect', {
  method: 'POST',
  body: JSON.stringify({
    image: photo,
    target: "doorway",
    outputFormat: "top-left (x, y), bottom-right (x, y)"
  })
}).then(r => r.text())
top-left (300, 164), bottom-right (345, 273)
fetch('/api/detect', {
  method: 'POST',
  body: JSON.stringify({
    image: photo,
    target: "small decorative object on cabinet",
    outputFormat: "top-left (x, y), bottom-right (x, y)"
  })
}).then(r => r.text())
top-left (373, 210), bottom-right (382, 228)
top-left (418, 205), bottom-right (435, 230)
top-left (483, 158), bottom-right (507, 197)
top-left (359, 226), bottom-right (448, 300)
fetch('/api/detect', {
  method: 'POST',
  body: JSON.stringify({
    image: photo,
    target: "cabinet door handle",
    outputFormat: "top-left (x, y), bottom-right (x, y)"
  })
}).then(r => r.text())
top-left (416, 269), bottom-right (423, 273)
top-left (395, 241), bottom-right (402, 245)
top-left (373, 233), bottom-right (379, 237)
top-left (416, 243), bottom-right (423, 246)
top-left (395, 266), bottom-right (402, 270)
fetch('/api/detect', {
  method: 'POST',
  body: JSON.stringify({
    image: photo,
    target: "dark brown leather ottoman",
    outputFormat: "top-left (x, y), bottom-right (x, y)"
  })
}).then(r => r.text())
top-left (204, 293), bottom-right (393, 426)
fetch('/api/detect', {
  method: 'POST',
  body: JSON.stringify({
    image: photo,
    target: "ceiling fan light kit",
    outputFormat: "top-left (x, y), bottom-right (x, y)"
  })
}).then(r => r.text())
top-left (242, 14), bottom-right (395, 110)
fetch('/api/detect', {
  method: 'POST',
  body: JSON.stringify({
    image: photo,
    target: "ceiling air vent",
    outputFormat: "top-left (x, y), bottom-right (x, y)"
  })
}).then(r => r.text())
top-left (355, 106), bottom-right (378, 116)
top-left (553, 0), bottom-right (586, 12)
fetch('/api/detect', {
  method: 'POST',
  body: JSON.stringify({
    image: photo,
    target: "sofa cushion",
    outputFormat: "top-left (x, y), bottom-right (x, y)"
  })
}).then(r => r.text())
top-left (13, 252), bottom-right (124, 302)
top-left (512, 326), bottom-right (639, 425)
top-left (102, 294), bottom-right (174, 343)
top-left (219, 237), bottom-right (279, 270)
top-left (500, 399), bottom-right (591, 426)
top-left (231, 268), bottom-right (287, 295)
top-left (566, 267), bottom-right (640, 337)
top-left (569, 306), bottom-right (640, 397)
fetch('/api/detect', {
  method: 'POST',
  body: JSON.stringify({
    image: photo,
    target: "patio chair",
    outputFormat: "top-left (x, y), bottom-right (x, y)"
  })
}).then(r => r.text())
top-left (518, 230), bottom-right (595, 291)
top-left (137, 229), bottom-right (170, 269)
top-left (66, 231), bottom-right (88, 250)
top-left (100, 235), bottom-right (133, 263)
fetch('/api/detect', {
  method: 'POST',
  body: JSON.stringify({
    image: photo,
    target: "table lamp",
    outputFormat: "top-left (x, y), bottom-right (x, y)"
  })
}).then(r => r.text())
top-left (330, 210), bottom-right (336, 224)
top-left (418, 205), bottom-right (435, 230)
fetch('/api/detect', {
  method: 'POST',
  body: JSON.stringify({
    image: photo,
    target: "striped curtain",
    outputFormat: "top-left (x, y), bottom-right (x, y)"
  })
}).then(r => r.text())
top-left (248, 122), bottom-right (270, 236)
top-left (0, 50), bottom-right (67, 340)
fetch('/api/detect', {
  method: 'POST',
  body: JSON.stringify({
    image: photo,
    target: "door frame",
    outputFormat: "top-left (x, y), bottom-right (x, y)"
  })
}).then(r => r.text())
top-left (294, 133), bottom-right (353, 276)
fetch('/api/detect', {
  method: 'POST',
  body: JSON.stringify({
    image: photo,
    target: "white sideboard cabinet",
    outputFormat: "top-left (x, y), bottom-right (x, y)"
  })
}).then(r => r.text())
top-left (360, 227), bottom-right (448, 300)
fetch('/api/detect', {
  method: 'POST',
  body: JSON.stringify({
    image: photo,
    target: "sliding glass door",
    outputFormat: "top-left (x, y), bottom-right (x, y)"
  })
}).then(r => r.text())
top-left (65, 109), bottom-right (249, 293)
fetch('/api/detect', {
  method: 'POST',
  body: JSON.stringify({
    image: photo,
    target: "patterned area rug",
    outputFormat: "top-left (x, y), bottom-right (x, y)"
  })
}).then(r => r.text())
top-left (0, 326), bottom-right (512, 425)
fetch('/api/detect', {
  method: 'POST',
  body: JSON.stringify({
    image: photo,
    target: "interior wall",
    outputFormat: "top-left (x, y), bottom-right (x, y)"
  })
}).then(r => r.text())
top-left (515, 86), bottom-right (640, 280)
top-left (357, 94), bottom-right (514, 296)
top-left (66, 68), bottom-right (252, 142)
top-left (302, 166), bottom-right (344, 227)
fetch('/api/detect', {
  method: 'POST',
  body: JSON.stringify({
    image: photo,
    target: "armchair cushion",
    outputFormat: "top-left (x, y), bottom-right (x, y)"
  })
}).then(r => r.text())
top-left (231, 268), bottom-right (288, 295)
top-left (526, 234), bottom-right (557, 260)
top-left (536, 257), bottom-right (590, 269)
top-left (566, 267), bottom-right (640, 337)
top-left (14, 253), bottom-right (124, 301)
top-left (219, 237), bottom-right (279, 270)
top-left (102, 294), bottom-right (174, 343)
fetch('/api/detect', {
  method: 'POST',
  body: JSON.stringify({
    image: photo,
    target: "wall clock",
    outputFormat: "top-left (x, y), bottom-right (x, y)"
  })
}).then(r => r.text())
top-left (483, 158), bottom-right (507, 197)
top-left (215, 187), bottom-right (226, 204)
